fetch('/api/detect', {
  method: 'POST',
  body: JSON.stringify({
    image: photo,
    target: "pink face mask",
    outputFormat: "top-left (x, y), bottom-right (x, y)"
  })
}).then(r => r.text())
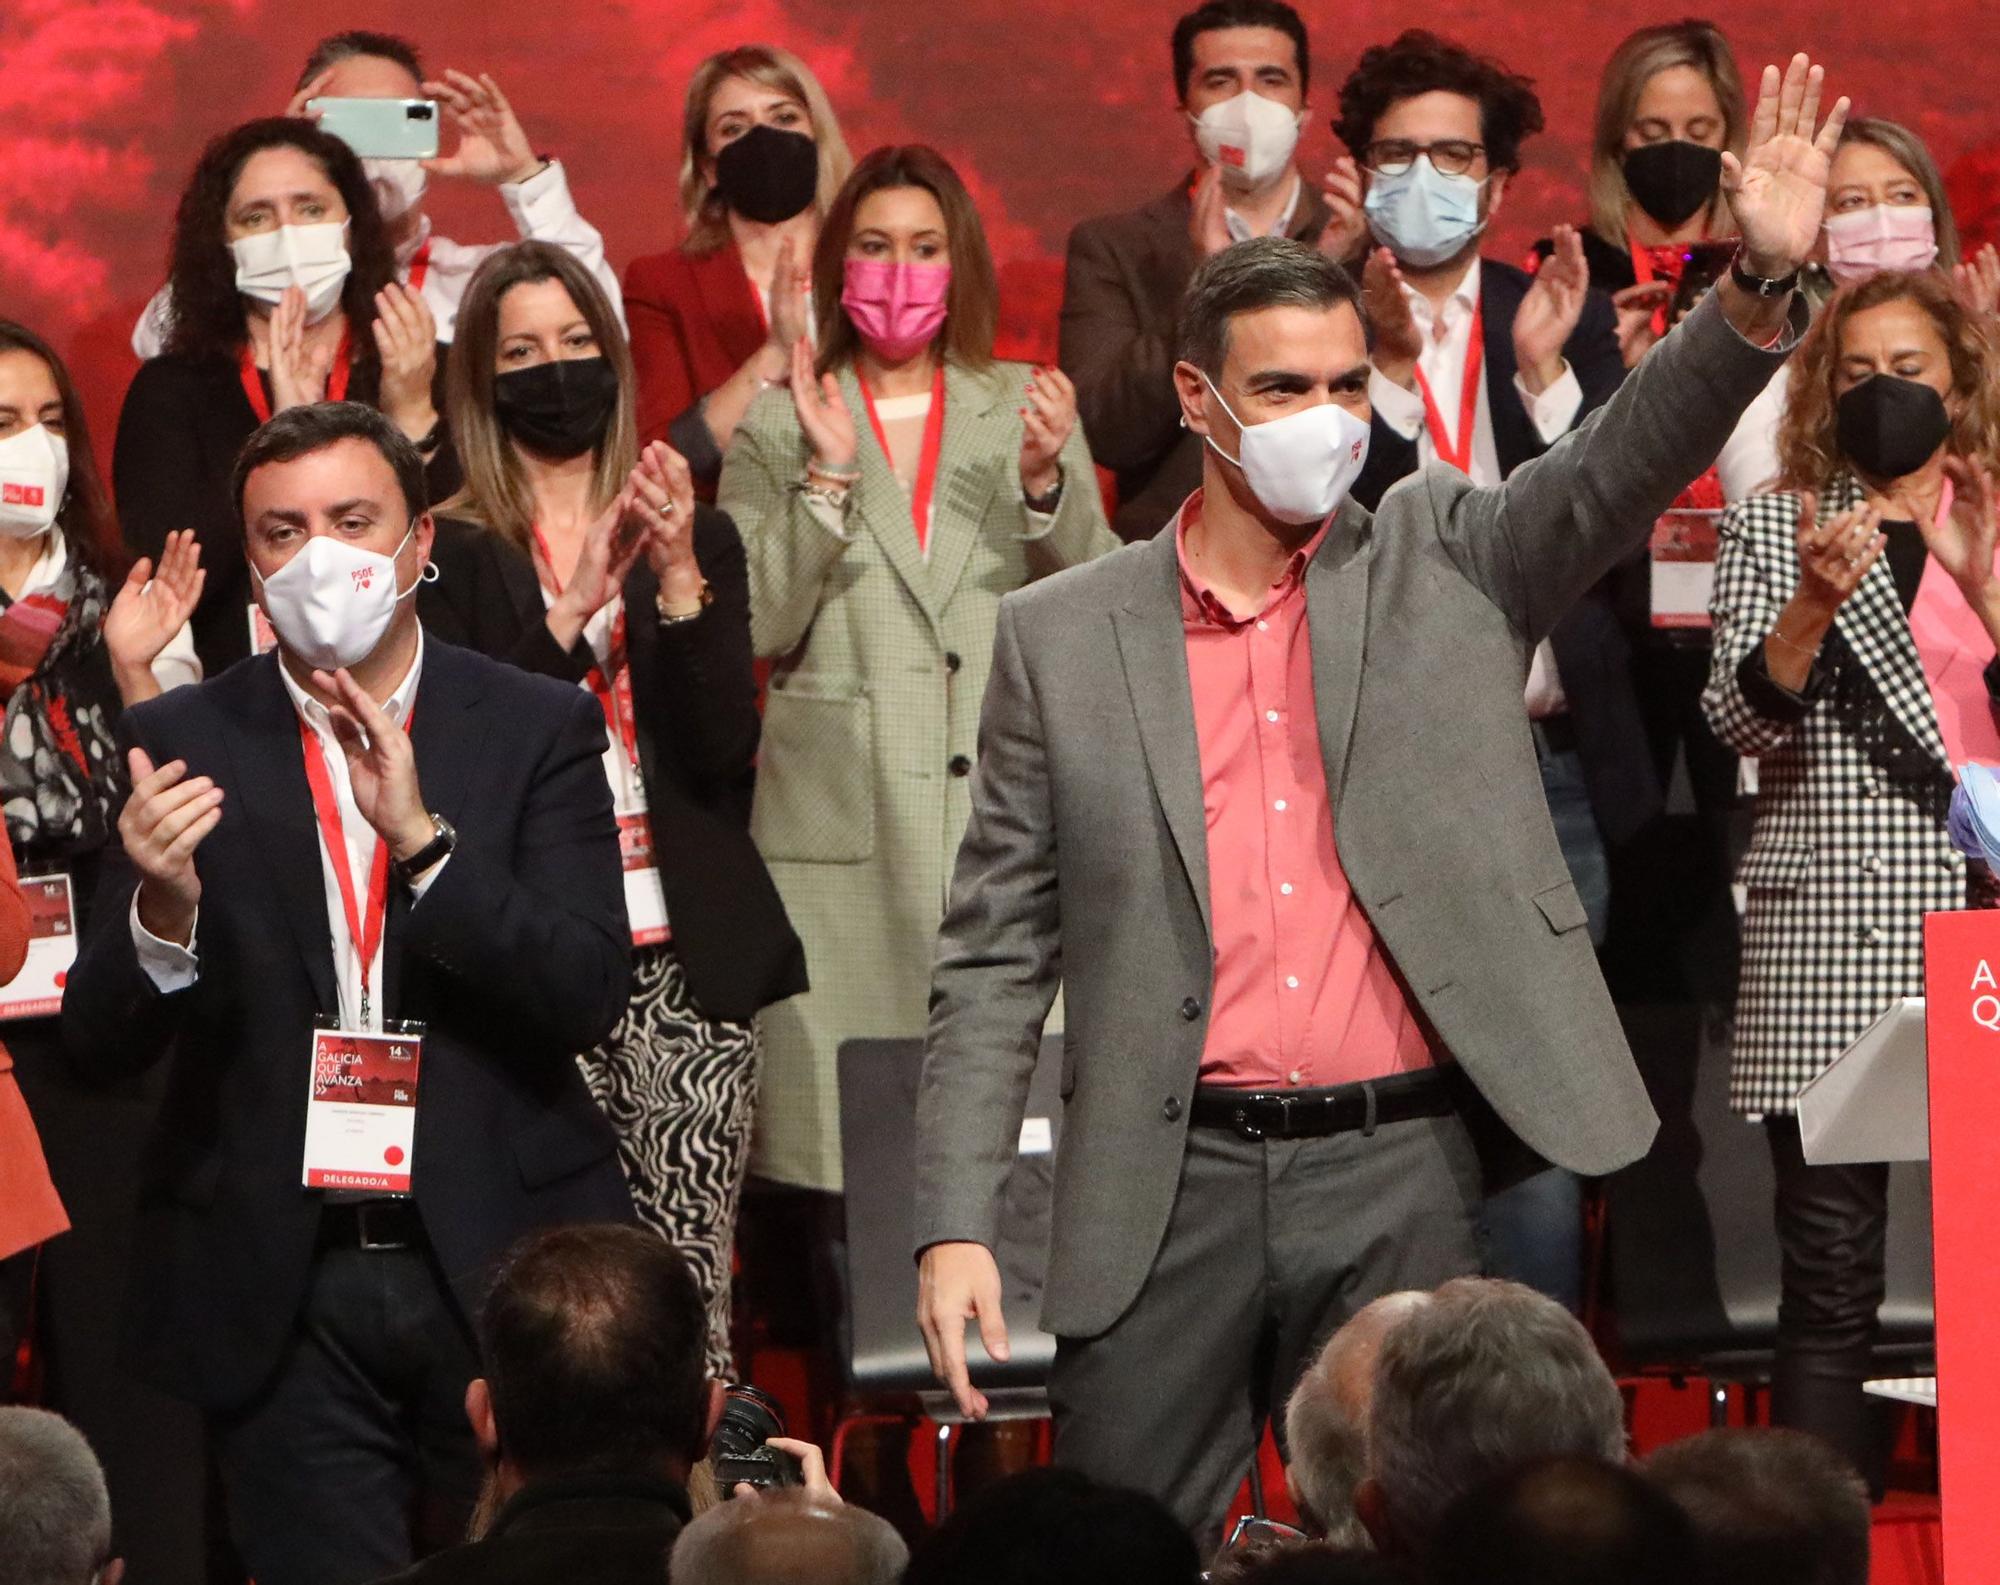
top-left (1823, 204), bottom-right (1939, 285)
top-left (841, 258), bottom-right (951, 362)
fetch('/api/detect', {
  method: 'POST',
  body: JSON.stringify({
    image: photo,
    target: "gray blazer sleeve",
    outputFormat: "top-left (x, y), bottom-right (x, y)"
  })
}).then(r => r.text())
top-left (1430, 289), bottom-right (1806, 647)
top-left (914, 597), bottom-right (1063, 1255)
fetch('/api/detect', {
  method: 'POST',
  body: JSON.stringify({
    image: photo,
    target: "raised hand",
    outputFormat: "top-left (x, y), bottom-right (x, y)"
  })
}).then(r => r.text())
top-left (1316, 156), bottom-right (1367, 263)
top-left (105, 529), bottom-right (205, 704)
top-left (267, 287), bottom-right (333, 412)
top-left (1514, 224), bottom-right (1589, 394)
top-left (550, 484), bottom-right (648, 635)
top-left (122, 748), bottom-right (224, 946)
top-left (372, 282), bottom-right (439, 441)
top-left (1954, 244), bottom-right (2000, 320)
top-left (1188, 164), bottom-right (1233, 261)
top-left (312, 667), bottom-right (435, 862)
top-left (633, 442), bottom-right (705, 608)
top-left (1610, 282), bottom-right (1672, 368)
top-left (766, 237), bottom-right (811, 368)
top-left (420, 69), bottom-right (542, 187)
top-left (790, 335), bottom-right (858, 473)
top-left (1722, 54), bottom-right (1850, 278)
top-left (284, 68), bottom-right (333, 122)
top-left (1793, 495), bottom-right (1884, 616)
top-left (1935, 456), bottom-right (2000, 602)
top-left (1019, 365), bottom-right (1076, 499)
top-left (1361, 247), bottom-right (1424, 388)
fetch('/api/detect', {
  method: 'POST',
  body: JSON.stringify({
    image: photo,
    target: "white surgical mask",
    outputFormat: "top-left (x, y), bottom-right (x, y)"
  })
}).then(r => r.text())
top-left (362, 157), bottom-right (430, 225)
top-left (254, 524), bottom-right (424, 672)
top-left (0, 424), bottom-right (69, 540)
top-left (1189, 90), bottom-right (1305, 193)
top-left (1364, 156), bottom-right (1488, 269)
top-left (231, 221), bottom-right (353, 323)
top-left (1200, 374), bottom-right (1372, 525)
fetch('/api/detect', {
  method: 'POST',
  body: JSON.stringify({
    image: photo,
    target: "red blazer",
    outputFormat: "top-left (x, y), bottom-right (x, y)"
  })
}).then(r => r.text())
top-left (0, 834), bottom-right (66, 1262)
top-left (623, 242), bottom-right (767, 475)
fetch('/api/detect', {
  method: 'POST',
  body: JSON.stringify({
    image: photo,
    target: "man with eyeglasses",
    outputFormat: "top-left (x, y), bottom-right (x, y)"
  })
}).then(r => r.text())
top-left (1334, 30), bottom-right (1646, 1318)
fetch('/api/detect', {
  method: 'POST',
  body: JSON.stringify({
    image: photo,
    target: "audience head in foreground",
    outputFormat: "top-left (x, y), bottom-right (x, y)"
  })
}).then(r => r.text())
top-left (1423, 1455), bottom-right (1693, 1585)
top-left (1357, 1277), bottom-right (1627, 1558)
top-left (0, 1407), bottom-right (122, 1585)
top-left (669, 1490), bottom-right (906, 1585)
top-left (1645, 1427), bottom-right (1871, 1585)
top-left (903, 1467), bottom-right (1201, 1585)
top-left (1284, 1290), bottom-right (1430, 1544)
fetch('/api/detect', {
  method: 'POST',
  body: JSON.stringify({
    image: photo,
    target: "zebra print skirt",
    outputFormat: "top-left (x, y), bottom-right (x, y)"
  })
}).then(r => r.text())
top-left (578, 944), bottom-right (761, 1377)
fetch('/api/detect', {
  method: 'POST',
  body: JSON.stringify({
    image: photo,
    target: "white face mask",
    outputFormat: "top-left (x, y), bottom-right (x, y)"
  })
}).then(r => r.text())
top-left (1189, 90), bottom-right (1305, 193)
top-left (0, 425), bottom-right (69, 540)
top-left (254, 524), bottom-right (423, 672)
top-left (1200, 374), bottom-right (1372, 525)
top-left (362, 157), bottom-right (430, 225)
top-left (231, 221), bottom-right (353, 323)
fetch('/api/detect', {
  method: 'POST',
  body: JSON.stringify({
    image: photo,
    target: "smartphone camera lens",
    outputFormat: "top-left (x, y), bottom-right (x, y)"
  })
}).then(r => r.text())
top-left (410, 103), bottom-right (435, 121)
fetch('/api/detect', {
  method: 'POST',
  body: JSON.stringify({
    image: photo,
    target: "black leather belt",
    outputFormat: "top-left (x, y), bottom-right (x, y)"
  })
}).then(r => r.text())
top-left (1189, 1070), bottom-right (1454, 1142)
top-left (1532, 713), bottom-right (1579, 755)
top-left (319, 1199), bottom-right (425, 1252)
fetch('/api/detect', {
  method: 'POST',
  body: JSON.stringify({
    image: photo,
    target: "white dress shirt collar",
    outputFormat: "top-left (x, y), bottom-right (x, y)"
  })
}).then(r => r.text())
top-left (1225, 173), bottom-right (1304, 244)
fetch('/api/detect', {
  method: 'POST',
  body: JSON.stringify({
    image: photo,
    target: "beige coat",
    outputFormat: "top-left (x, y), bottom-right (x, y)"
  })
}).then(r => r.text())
top-left (720, 357), bottom-right (1117, 1188)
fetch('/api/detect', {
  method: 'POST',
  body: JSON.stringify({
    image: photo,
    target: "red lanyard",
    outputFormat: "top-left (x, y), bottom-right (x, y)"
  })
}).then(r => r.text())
top-left (239, 327), bottom-right (353, 426)
top-left (405, 242), bottom-right (431, 295)
top-left (1412, 301), bottom-right (1483, 475)
top-left (858, 367), bottom-right (946, 552)
top-left (299, 703), bottom-right (408, 1025)
top-left (531, 526), bottom-right (639, 773)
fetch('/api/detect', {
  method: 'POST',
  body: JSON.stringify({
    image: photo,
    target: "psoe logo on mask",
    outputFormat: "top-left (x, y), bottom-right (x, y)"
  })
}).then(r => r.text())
top-left (350, 566), bottom-right (376, 591)
top-left (1218, 143), bottom-right (1246, 169)
top-left (1350, 438), bottom-right (1364, 461)
top-left (1, 483), bottom-right (44, 507)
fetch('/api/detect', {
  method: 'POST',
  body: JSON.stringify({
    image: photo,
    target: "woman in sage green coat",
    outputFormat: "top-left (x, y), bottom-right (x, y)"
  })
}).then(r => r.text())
top-left (719, 145), bottom-right (1116, 1191)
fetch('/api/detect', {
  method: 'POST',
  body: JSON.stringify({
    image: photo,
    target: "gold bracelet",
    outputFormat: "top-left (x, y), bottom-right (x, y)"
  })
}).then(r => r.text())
top-left (1767, 628), bottom-right (1821, 660)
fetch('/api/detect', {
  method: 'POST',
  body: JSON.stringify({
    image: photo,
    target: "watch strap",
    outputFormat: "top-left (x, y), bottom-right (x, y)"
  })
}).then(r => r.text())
top-left (393, 814), bottom-right (455, 883)
top-left (1730, 252), bottom-right (1800, 299)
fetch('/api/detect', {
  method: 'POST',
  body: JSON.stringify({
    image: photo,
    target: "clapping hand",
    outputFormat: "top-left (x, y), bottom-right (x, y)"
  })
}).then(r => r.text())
top-left (1514, 224), bottom-right (1589, 394)
top-left (105, 530), bottom-right (204, 703)
top-left (1361, 247), bottom-right (1423, 388)
top-left (421, 69), bottom-right (543, 187)
top-left (267, 287), bottom-right (334, 413)
top-left (1722, 54), bottom-right (1849, 279)
top-left (1188, 164), bottom-right (1233, 261)
top-left (789, 335), bottom-right (858, 474)
top-left (1019, 366), bottom-right (1076, 499)
top-left (372, 283), bottom-right (439, 442)
top-left (312, 667), bottom-right (436, 862)
top-left (632, 442), bottom-right (705, 608)
top-left (766, 238), bottom-right (811, 372)
top-left (1935, 457), bottom-right (2000, 609)
top-left (122, 749), bottom-right (225, 946)
top-left (1316, 156), bottom-right (1367, 263)
top-left (1793, 494), bottom-right (1885, 615)
top-left (1954, 244), bottom-right (2000, 319)
top-left (552, 485), bottom-right (651, 631)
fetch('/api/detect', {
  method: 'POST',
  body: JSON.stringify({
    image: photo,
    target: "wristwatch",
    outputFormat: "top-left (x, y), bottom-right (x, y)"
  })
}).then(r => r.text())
top-left (1730, 252), bottom-right (1800, 299)
top-left (1023, 467), bottom-right (1065, 514)
top-left (656, 580), bottom-right (715, 626)
top-left (393, 813), bottom-right (456, 884)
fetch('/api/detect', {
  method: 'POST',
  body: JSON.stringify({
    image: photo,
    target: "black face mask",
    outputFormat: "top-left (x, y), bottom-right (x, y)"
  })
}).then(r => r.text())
top-left (1622, 140), bottom-right (1723, 229)
top-left (713, 125), bottom-right (820, 225)
top-left (492, 357), bottom-right (619, 459)
top-left (1836, 375), bottom-right (1953, 483)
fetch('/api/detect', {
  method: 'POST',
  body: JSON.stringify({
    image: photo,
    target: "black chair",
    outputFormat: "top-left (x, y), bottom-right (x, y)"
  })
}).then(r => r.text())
top-left (832, 1035), bottom-right (1064, 1517)
top-left (1603, 996), bottom-right (1935, 1424)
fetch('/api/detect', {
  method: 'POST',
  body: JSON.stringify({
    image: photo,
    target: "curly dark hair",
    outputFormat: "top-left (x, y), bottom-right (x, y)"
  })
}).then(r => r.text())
top-left (160, 117), bottom-right (396, 367)
top-left (0, 320), bottom-right (119, 581)
top-left (1335, 30), bottom-right (1545, 174)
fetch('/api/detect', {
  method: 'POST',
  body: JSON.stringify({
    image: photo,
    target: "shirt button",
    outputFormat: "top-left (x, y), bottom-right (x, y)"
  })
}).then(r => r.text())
top-left (1288, 1069), bottom-right (1302, 1085)
top-left (1162, 1096), bottom-right (1183, 1122)
top-left (945, 651), bottom-right (962, 673)
top-left (1274, 799), bottom-right (1287, 812)
top-left (1280, 883), bottom-right (1294, 896)
top-left (948, 754), bottom-right (972, 777)
top-left (1179, 996), bottom-right (1201, 1021)
top-left (1265, 710), bottom-right (1280, 723)
top-left (1257, 621), bottom-right (1269, 632)
top-left (1861, 854), bottom-right (1882, 874)
top-left (1286, 975), bottom-right (1300, 989)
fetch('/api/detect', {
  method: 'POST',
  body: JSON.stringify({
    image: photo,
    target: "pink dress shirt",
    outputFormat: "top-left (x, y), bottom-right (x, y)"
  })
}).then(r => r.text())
top-left (1176, 494), bottom-right (1436, 1088)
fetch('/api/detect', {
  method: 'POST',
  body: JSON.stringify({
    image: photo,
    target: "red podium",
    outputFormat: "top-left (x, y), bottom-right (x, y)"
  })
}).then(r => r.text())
top-left (1922, 911), bottom-right (2000, 1581)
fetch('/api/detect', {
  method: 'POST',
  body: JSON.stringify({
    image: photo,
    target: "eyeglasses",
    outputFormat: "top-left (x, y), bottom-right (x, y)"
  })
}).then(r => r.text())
top-left (1201, 1514), bottom-right (1308, 1579)
top-left (1363, 139), bottom-right (1487, 177)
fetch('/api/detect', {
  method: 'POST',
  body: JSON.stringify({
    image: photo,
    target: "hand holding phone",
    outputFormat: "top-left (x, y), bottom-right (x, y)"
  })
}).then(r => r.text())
top-left (307, 97), bottom-right (441, 161)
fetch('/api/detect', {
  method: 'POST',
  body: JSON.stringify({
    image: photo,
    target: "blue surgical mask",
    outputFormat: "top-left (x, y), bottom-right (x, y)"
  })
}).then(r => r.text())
top-left (1363, 156), bottom-right (1487, 269)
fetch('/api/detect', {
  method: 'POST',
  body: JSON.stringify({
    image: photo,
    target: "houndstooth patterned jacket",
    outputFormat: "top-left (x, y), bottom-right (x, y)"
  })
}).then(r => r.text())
top-left (1702, 474), bottom-right (1973, 1115)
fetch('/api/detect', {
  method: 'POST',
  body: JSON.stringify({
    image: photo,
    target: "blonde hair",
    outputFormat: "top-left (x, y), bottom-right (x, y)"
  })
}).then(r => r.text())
top-left (1836, 117), bottom-right (1962, 269)
top-left (440, 241), bottom-right (638, 554)
top-left (1776, 269), bottom-right (2000, 490)
top-left (1587, 20), bottom-right (1746, 247)
top-left (678, 46), bottom-right (853, 255)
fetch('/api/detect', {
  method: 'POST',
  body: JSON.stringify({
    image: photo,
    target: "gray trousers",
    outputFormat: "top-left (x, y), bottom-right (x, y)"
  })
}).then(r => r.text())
top-left (1047, 1107), bottom-right (1483, 1539)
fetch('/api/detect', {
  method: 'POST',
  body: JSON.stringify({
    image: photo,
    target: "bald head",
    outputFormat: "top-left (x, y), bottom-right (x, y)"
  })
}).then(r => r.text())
top-left (1284, 1292), bottom-right (1430, 1542)
top-left (668, 1491), bottom-right (906, 1585)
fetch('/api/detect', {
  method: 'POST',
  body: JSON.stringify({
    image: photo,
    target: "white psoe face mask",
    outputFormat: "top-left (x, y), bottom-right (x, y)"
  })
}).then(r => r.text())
top-left (231, 221), bottom-right (353, 323)
top-left (1200, 374), bottom-right (1372, 525)
top-left (361, 157), bottom-right (430, 224)
top-left (1189, 90), bottom-right (1305, 193)
top-left (0, 424), bottom-right (69, 540)
top-left (253, 524), bottom-right (427, 672)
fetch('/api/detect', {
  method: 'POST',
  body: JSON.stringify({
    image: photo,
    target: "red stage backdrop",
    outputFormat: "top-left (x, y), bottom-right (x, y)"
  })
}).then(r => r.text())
top-left (3, 1), bottom-right (1996, 457)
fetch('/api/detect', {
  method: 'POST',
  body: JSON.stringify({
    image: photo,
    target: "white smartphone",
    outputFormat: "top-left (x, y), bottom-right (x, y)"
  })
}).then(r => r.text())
top-left (308, 97), bottom-right (440, 160)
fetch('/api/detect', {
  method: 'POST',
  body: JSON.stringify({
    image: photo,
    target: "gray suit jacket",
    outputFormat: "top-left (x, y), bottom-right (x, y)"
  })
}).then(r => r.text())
top-left (915, 291), bottom-right (1801, 1341)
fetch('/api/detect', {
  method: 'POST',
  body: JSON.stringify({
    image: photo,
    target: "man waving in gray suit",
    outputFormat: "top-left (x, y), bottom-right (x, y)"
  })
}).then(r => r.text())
top-left (915, 54), bottom-right (1847, 1536)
